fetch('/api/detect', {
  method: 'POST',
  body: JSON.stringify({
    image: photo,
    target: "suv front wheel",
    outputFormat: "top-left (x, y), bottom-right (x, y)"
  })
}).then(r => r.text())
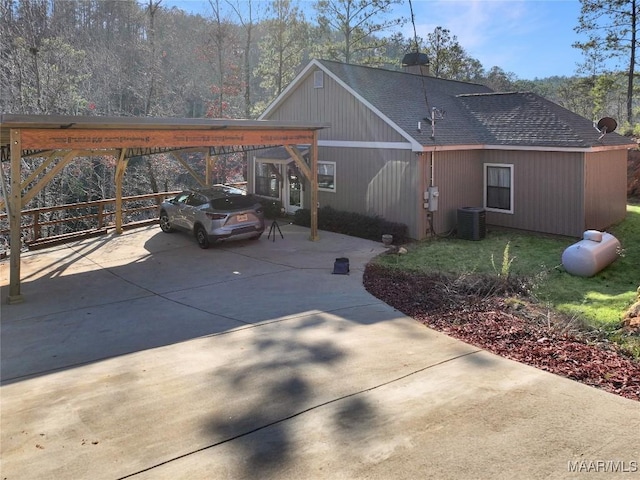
top-left (159, 211), bottom-right (174, 233)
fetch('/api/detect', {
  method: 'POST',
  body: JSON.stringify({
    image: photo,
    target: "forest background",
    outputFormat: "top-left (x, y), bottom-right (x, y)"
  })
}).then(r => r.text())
top-left (1, 0), bottom-right (638, 226)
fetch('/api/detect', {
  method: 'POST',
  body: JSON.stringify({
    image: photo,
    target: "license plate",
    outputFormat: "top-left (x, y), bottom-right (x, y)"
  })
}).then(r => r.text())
top-left (236, 214), bottom-right (248, 222)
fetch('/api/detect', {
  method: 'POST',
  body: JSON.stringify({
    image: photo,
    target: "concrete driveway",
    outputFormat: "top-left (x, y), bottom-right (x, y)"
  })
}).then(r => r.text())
top-left (1, 223), bottom-right (639, 479)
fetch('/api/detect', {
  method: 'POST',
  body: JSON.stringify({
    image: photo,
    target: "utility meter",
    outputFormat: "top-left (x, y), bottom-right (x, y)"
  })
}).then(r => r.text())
top-left (427, 186), bottom-right (439, 212)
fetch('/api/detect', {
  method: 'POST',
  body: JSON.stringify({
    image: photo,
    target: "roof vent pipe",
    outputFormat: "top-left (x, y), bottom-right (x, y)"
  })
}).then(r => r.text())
top-left (402, 52), bottom-right (430, 76)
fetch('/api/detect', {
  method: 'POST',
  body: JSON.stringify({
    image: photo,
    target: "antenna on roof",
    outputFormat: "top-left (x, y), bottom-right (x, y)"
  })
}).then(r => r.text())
top-left (594, 117), bottom-right (617, 140)
top-left (424, 107), bottom-right (446, 138)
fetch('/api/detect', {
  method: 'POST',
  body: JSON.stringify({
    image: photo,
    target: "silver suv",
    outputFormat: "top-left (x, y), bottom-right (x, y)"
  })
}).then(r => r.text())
top-left (159, 185), bottom-right (265, 249)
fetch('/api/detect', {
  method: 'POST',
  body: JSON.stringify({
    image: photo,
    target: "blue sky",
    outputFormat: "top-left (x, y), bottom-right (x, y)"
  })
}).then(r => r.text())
top-left (403, 0), bottom-right (589, 79)
top-left (164, 0), bottom-right (597, 80)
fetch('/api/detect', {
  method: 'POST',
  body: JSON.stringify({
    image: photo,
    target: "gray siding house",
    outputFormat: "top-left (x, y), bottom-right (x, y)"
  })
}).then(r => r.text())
top-left (250, 59), bottom-right (634, 239)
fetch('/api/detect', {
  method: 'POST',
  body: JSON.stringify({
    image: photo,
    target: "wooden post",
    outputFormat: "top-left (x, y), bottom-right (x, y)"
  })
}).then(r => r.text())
top-left (115, 149), bottom-right (128, 234)
top-left (283, 144), bottom-right (318, 241)
top-left (310, 131), bottom-right (319, 241)
top-left (33, 211), bottom-right (40, 242)
top-left (8, 129), bottom-right (23, 303)
top-left (97, 203), bottom-right (104, 229)
top-left (205, 149), bottom-right (211, 186)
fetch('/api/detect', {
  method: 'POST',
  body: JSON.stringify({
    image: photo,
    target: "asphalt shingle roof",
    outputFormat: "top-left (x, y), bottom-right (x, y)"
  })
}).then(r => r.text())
top-left (316, 60), bottom-right (634, 149)
top-left (318, 60), bottom-right (491, 146)
top-left (457, 92), bottom-right (633, 148)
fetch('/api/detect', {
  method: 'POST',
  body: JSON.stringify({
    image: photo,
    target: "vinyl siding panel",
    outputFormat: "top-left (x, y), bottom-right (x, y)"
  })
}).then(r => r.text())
top-left (428, 150), bottom-right (587, 237)
top-left (429, 150), bottom-right (483, 235)
top-left (266, 68), bottom-right (408, 143)
top-left (481, 150), bottom-right (584, 237)
top-left (301, 147), bottom-right (422, 238)
top-left (584, 150), bottom-right (627, 230)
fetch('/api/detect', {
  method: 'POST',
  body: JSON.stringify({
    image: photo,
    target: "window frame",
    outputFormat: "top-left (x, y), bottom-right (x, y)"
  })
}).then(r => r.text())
top-left (317, 160), bottom-right (336, 192)
top-left (484, 163), bottom-right (514, 214)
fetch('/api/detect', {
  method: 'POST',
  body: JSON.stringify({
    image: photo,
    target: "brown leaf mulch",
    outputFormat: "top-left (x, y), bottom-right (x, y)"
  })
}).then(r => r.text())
top-left (363, 264), bottom-right (640, 401)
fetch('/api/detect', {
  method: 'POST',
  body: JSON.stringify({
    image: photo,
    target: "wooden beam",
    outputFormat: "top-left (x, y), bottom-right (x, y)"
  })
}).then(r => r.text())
top-left (283, 145), bottom-right (312, 180)
top-left (21, 150), bottom-right (62, 190)
top-left (170, 152), bottom-right (206, 187)
top-left (22, 149), bottom-right (119, 159)
top-left (115, 149), bottom-right (128, 234)
top-left (21, 150), bottom-right (77, 208)
top-left (8, 129), bottom-right (23, 303)
top-left (20, 128), bottom-right (316, 150)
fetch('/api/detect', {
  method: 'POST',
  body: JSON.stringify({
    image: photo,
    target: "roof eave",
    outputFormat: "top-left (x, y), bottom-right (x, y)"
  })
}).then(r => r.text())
top-left (418, 143), bottom-right (635, 153)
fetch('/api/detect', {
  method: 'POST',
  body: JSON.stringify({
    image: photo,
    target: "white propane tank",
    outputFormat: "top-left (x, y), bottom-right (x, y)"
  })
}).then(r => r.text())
top-left (561, 230), bottom-right (621, 277)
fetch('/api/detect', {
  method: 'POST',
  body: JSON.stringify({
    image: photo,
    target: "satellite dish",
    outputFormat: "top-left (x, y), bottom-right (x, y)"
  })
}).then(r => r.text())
top-left (596, 117), bottom-right (617, 135)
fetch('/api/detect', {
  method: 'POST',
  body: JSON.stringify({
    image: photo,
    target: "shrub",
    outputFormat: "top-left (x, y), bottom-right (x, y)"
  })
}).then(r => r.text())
top-left (293, 206), bottom-right (409, 244)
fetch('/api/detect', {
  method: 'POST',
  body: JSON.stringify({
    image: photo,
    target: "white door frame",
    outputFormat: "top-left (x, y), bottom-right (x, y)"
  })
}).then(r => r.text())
top-left (285, 160), bottom-right (303, 214)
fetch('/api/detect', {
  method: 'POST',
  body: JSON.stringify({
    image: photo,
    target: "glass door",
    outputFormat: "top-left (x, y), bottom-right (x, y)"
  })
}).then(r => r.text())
top-left (286, 163), bottom-right (303, 213)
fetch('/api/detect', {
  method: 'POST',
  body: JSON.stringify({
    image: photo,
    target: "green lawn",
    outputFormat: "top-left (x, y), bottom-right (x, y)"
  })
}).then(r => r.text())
top-left (374, 205), bottom-right (640, 331)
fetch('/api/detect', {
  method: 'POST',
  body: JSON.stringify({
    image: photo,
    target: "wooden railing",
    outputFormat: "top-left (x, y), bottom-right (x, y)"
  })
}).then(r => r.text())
top-left (0, 191), bottom-right (180, 250)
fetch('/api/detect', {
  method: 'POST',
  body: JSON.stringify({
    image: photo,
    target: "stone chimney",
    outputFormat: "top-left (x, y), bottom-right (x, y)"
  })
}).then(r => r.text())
top-left (402, 52), bottom-right (430, 76)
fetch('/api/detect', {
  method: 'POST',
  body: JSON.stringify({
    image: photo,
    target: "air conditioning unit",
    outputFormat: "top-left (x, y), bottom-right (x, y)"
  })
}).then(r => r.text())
top-left (457, 207), bottom-right (486, 241)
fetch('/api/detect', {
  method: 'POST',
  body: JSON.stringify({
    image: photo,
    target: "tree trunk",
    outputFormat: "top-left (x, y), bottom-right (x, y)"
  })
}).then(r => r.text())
top-left (626, 0), bottom-right (636, 123)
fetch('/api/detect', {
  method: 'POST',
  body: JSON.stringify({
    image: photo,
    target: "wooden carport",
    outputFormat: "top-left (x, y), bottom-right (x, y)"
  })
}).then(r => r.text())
top-left (0, 114), bottom-right (328, 304)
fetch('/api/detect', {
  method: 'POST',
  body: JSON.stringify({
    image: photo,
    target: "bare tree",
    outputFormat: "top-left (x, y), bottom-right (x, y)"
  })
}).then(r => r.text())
top-left (225, 0), bottom-right (264, 117)
top-left (205, 0), bottom-right (243, 118)
top-left (314, 0), bottom-right (403, 65)
top-left (144, 0), bottom-right (163, 116)
top-left (256, 0), bottom-right (308, 109)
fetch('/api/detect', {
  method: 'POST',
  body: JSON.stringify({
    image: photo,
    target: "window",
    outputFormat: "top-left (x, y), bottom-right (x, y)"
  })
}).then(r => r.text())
top-left (318, 161), bottom-right (336, 192)
top-left (314, 70), bottom-right (324, 88)
top-left (186, 193), bottom-right (207, 207)
top-left (484, 164), bottom-right (513, 213)
top-left (174, 192), bottom-right (190, 204)
top-left (255, 162), bottom-right (280, 198)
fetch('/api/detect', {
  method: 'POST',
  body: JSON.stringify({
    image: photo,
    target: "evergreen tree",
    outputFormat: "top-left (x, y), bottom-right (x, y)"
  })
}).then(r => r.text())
top-left (574, 0), bottom-right (639, 123)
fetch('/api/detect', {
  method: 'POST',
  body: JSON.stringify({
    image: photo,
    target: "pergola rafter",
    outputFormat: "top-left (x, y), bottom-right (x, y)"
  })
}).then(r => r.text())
top-left (0, 114), bottom-right (328, 304)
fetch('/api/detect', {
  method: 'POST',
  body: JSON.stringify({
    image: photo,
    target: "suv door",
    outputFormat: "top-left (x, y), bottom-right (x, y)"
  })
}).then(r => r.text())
top-left (170, 192), bottom-right (191, 229)
top-left (183, 192), bottom-right (209, 230)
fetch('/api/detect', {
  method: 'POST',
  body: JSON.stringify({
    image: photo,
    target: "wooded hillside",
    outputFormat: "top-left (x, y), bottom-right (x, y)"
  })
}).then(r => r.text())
top-left (2, 0), bottom-right (637, 126)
